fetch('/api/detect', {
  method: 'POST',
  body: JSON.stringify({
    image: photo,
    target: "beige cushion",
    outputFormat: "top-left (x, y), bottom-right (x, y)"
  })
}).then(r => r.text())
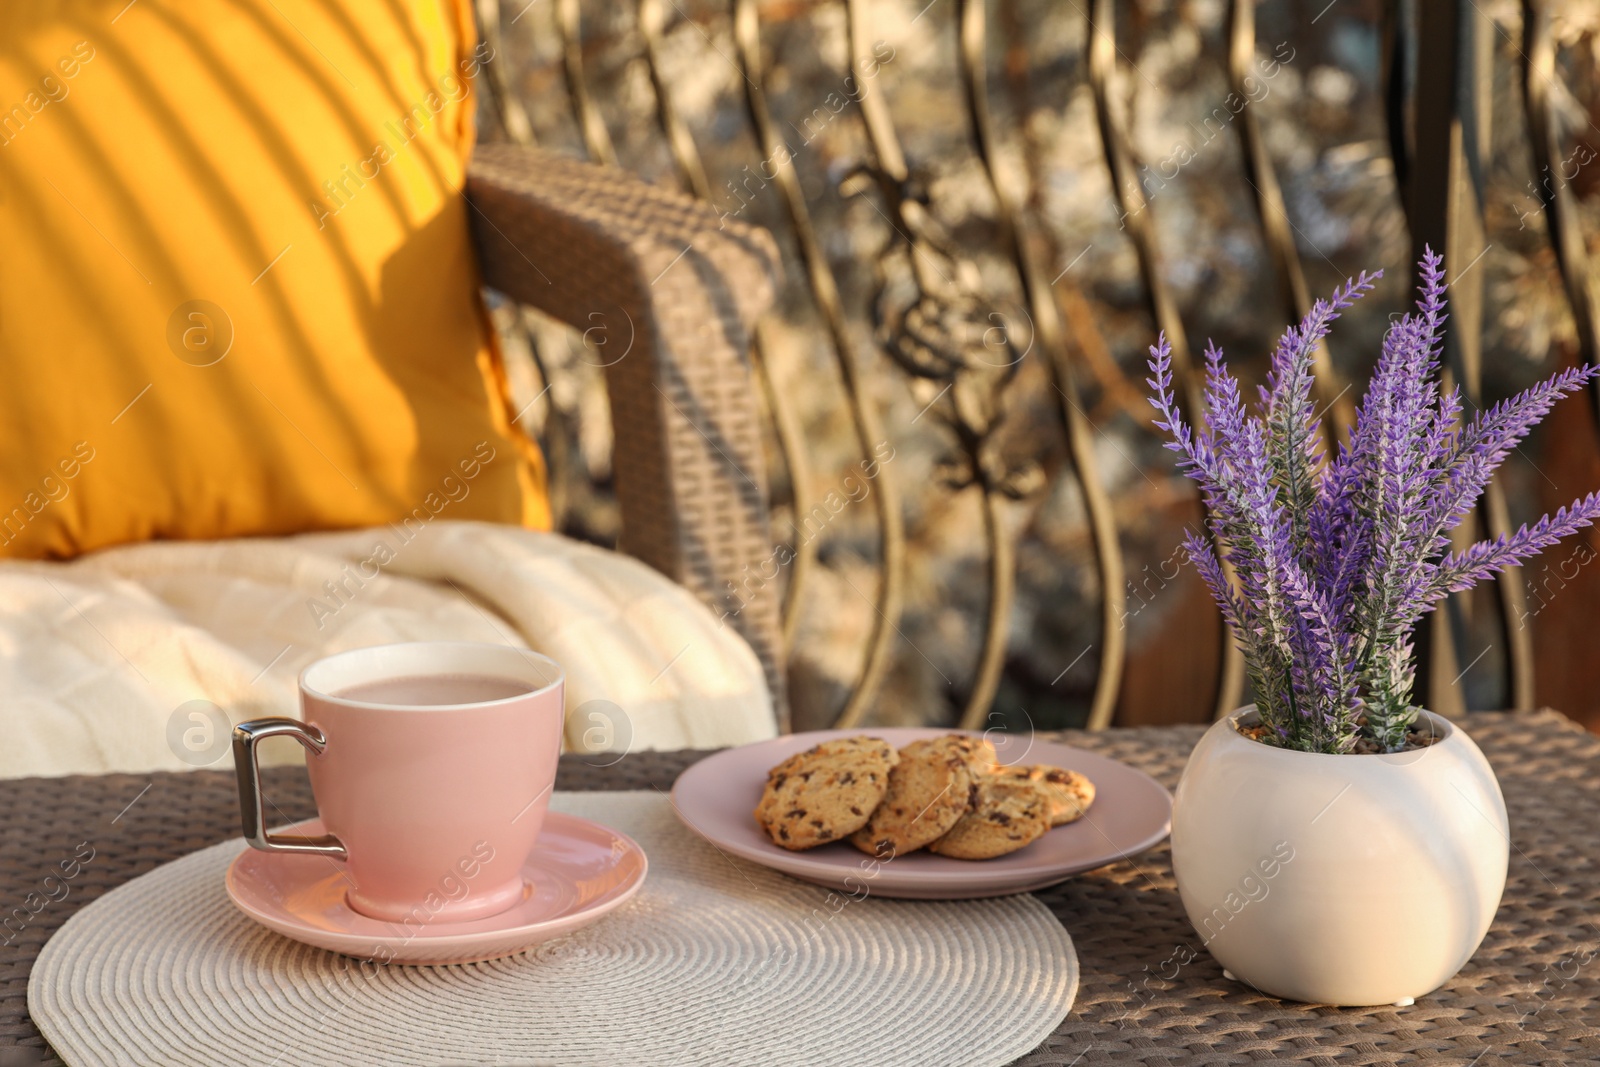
top-left (0, 521), bottom-right (774, 778)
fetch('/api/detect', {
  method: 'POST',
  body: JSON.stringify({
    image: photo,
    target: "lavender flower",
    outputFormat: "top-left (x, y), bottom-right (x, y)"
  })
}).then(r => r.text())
top-left (1149, 249), bottom-right (1600, 753)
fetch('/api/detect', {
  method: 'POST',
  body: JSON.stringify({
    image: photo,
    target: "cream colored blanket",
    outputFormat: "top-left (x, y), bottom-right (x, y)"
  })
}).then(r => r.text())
top-left (0, 521), bottom-right (774, 778)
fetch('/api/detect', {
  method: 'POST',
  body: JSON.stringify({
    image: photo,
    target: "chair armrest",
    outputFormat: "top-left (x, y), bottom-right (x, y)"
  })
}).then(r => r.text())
top-left (465, 144), bottom-right (787, 723)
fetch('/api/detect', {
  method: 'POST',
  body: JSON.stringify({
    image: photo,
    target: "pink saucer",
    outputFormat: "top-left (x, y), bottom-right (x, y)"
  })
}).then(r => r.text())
top-left (672, 728), bottom-right (1172, 899)
top-left (225, 813), bottom-right (647, 965)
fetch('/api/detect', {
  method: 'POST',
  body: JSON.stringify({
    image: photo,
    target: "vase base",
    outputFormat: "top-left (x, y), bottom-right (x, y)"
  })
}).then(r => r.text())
top-left (1220, 970), bottom-right (1420, 1007)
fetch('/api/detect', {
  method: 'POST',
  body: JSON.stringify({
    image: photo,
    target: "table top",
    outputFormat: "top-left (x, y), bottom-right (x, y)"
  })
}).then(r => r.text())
top-left (3, 710), bottom-right (1597, 1066)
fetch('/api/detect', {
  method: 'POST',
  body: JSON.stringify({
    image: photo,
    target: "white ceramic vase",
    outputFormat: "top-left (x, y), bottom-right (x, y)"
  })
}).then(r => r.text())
top-left (1170, 706), bottom-right (1508, 1006)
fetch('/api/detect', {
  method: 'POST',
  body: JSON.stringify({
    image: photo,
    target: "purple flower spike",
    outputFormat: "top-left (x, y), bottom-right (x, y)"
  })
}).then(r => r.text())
top-left (1146, 249), bottom-right (1600, 753)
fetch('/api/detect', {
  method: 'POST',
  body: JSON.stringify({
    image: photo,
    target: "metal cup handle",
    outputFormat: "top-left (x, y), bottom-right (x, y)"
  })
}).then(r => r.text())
top-left (232, 718), bottom-right (347, 859)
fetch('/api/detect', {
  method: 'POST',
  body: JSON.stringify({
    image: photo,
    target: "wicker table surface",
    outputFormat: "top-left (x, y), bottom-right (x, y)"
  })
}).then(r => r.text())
top-left (2, 710), bottom-right (1597, 1066)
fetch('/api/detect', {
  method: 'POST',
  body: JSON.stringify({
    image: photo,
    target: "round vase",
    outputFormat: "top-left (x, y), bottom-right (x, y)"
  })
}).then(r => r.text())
top-left (1170, 706), bottom-right (1508, 1006)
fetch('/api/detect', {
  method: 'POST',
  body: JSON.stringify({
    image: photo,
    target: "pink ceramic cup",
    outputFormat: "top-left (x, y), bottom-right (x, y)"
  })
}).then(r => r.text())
top-left (232, 641), bottom-right (564, 925)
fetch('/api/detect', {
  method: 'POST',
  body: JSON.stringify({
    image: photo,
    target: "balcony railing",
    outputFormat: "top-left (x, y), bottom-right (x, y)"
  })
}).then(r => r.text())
top-left (474, 0), bottom-right (1600, 732)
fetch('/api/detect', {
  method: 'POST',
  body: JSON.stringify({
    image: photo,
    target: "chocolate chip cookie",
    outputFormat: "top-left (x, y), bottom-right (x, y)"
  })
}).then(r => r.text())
top-left (990, 764), bottom-right (1095, 826)
top-left (926, 777), bottom-right (1052, 860)
top-left (901, 733), bottom-right (999, 776)
top-left (754, 736), bottom-right (898, 850)
top-left (848, 741), bottom-right (975, 859)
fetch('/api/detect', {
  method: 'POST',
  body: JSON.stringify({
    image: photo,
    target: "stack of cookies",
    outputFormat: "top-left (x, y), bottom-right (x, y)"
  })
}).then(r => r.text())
top-left (753, 734), bottom-right (1095, 861)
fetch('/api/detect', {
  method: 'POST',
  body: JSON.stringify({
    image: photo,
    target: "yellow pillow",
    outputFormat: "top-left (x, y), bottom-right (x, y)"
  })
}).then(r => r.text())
top-left (0, 0), bottom-right (548, 560)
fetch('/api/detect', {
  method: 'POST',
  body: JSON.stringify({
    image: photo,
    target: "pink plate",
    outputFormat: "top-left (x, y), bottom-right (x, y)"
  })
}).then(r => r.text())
top-left (671, 728), bottom-right (1172, 899)
top-left (225, 812), bottom-right (647, 965)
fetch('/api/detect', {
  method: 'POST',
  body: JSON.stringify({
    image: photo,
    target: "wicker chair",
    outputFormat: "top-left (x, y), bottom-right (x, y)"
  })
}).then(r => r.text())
top-left (466, 145), bottom-right (788, 724)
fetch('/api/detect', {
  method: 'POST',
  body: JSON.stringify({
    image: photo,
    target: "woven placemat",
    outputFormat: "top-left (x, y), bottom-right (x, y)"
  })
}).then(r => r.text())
top-left (28, 792), bottom-right (1077, 1067)
top-left (6, 710), bottom-right (1600, 1065)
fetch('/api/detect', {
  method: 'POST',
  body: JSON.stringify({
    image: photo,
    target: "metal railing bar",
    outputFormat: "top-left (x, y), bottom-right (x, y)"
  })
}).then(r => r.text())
top-left (1522, 0), bottom-right (1600, 411)
top-left (1382, 0), bottom-right (1414, 220)
top-left (731, 0), bottom-right (907, 729)
top-left (1226, 0), bottom-right (1353, 448)
top-left (476, 1), bottom-right (579, 528)
top-left (1408, 0), bottom-right (1533, 712)
top-left (556, 0), bottom-right (619, 166)
top-left (965, 477), bottom-right (1017, 727)
top-left (1468, 0), bottom-right (1534, 713)
top-left (635, 0), bottom-right (818, 657)
top-left (477, 0), bottom-right (538, 147)
top-left (995, 3), bottom-right (1158, 429)
top-left (1086, 0), bottom-right (1199, 420)
top-left (753, 329), bottom-right (821, 654)
top-left (1085, 0), bottom-right (1244, 721)
top-left (845, 0), bottom-right (1025, 732)
top-left (956, 0), bottom-right (1124, 730)
top-left (637, 0), bottom-right (713, 199)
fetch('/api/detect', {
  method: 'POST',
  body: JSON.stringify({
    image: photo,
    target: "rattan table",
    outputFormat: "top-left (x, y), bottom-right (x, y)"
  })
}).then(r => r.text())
top-left (3, 710), bottom-right (1597, 1065)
